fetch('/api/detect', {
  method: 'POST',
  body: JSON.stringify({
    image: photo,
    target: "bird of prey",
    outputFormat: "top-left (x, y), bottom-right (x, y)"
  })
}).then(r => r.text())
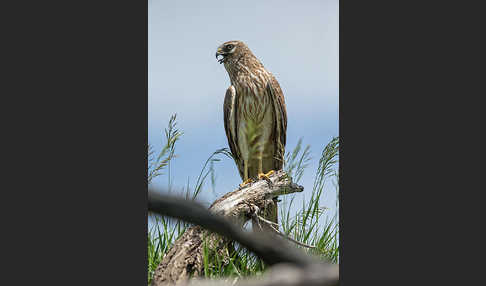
top-left (216, 40), bottom-right (287, 229)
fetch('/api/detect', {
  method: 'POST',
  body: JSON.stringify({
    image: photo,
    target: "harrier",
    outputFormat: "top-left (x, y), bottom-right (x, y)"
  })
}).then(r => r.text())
top-left (216, 40), bottom-right (287, 229)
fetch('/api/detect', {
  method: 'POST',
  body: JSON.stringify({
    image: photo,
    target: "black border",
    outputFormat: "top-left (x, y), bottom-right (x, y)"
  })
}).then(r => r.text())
top-left (339, 1), bottom-right (480, 284)
top-left (4, 0), bottom-right (148, 284)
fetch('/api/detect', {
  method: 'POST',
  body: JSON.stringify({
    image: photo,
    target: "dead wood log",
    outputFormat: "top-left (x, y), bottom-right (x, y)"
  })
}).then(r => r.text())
top-left (149, 170), bottom-right (306, 286)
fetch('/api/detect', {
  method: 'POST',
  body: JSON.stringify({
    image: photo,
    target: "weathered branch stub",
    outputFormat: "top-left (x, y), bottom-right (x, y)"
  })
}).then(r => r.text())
top-left (151, 170), bottom-right (304, 286)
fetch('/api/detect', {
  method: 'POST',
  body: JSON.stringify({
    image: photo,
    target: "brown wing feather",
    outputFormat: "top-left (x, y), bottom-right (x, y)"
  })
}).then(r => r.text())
top-left (267, 78), bottom-right (287, 171)
top-left (223, 86), bottom-right (244, 179)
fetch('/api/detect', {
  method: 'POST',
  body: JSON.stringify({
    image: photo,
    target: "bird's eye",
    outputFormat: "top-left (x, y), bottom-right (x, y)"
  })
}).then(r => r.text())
top-left (226, 44), bottom-right (234, 50)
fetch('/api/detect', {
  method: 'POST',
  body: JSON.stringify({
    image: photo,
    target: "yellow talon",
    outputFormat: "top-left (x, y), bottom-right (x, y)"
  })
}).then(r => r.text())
top-left (239, 178), bottom-right (253, 188)
top-left (258, 170), bottom-right (275, 180)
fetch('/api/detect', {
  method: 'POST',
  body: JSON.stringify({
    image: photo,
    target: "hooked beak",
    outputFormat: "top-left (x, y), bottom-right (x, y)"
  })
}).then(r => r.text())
top-left (215, 47), bottom-right (226, 64)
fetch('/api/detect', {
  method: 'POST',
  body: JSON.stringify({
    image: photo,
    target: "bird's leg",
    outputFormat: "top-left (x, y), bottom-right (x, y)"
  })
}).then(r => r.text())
top-left (239, 161), bottom-right (253, 188)
top-left (256, 153), bottom-right (268, 180)
top-left (257, 157), bottom-right (264, 177)
top-left (257, 156), bottom-right (274, 186)
top-left (244, 159), bottom-right (248, 180)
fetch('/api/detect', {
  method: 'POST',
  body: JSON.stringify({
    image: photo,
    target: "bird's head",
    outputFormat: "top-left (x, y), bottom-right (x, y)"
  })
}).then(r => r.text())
top-left (215, 40), bottom-right (251, 64)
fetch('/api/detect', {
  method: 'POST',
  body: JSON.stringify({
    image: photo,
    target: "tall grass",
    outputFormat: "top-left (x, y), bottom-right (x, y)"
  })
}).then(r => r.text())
top-left (189, 148), bottom-right (232, 200)
top-left (148, 114), bottom-right (182, 185)
top-left (147, 115), bottom-right (339, 284)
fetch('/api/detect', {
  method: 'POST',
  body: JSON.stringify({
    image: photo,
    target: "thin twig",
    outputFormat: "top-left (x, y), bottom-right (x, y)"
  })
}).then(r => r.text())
top-left (250, 204), bottom-right (315, 249)
top-left (268, 224), bottom-right (316, 249)
top-left (256, 214), bottom-right (279, 227)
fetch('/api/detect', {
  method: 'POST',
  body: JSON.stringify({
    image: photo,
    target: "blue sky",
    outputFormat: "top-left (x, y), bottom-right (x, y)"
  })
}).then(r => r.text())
top-left (149, 0), bottom-right (339, 221)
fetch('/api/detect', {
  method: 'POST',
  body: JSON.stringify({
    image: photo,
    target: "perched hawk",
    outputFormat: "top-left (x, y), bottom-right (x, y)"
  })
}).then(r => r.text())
top-left (216, 40), bottom-right (287, 229)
